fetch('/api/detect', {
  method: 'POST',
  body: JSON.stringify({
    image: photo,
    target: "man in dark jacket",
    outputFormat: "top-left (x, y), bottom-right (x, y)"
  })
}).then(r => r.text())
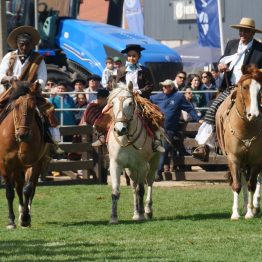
top-left (150, 79), bottom-right (202, 181)
top-left (193, 17), bottom-right (262, 161)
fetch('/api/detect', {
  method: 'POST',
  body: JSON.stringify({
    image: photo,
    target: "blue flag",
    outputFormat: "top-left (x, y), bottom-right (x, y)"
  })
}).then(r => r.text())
top-left (195, 0), bottom-right (220, 48)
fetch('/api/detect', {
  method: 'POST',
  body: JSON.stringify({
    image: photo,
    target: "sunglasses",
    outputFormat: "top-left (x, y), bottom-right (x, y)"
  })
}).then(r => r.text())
top-left (201, 75), bottom-right (208, 79)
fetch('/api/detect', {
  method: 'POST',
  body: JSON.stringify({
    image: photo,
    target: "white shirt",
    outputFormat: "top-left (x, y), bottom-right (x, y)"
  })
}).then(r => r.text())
top-left (0, 50), bottom-right (47, 91)
top-left (125, 65), bottom-right (142, 91)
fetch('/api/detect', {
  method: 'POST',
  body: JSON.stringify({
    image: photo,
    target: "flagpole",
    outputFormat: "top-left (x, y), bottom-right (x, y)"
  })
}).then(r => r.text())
top-left (217, 0), bottom-right (224, 55)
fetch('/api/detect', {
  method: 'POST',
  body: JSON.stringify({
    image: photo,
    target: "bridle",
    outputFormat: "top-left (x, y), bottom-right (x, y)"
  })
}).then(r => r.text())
top-left (111, 91), bottom-right (147, 149)
top-left (229, 77), bottom-right (262, 151)
top-left (13, 93), bottom-right (35, 142)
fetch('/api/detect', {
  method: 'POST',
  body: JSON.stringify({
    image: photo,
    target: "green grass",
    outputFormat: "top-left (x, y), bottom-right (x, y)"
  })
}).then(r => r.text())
top-left (0, 183), bottom-right (262, 261)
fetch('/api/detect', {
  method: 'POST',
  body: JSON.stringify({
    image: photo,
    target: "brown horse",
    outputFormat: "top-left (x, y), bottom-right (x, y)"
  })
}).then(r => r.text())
top-left (216, 65), bottom-right (262, 220)
top-left (0, 81), bottom-right (48, 229)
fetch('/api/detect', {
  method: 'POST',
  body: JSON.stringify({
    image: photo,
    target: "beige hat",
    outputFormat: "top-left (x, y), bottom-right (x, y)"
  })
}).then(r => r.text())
top-left (231, 17), bottom-right (262, 33)
top-left (159, 79), bottom-right (175, 87)
top-left (7, 26), bottom-right (40, 49)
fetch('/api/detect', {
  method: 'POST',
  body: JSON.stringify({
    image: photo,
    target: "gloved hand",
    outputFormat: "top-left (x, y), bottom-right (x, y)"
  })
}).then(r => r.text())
top-left (1, 76), bottom-right (17, 84)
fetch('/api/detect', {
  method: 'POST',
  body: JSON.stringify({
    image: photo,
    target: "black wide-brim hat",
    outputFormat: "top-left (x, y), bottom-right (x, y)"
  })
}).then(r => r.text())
top-left (72, 78), bottom-right (86, 86)
top-left (87, 74), bottom-right (102, 82)
top-left (121, 44), bottom-right (145, 54)
top-left (7, 26), bottom-right (40, 49)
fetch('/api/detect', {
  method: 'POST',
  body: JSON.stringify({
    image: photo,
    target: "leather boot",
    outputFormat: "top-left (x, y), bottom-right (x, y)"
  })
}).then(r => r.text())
top-left (192, 145), bottom-right (210, 162)
top-left (153, 130), bottom-right (165, 153)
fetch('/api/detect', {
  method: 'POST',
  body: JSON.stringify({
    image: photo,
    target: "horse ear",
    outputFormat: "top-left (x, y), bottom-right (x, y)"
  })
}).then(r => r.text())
top-left (128, 81), bottom-right (133, 92)
top-left (30, 81), bottom-right (40, 93)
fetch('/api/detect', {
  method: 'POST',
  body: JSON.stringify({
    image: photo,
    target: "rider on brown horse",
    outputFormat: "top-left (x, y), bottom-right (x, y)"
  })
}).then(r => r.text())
top-left (0, 26), bottom-right (61, 152)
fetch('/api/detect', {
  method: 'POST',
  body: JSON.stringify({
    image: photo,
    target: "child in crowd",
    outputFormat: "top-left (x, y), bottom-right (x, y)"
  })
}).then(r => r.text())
top-left (101, 57), bottom-right (114, 88)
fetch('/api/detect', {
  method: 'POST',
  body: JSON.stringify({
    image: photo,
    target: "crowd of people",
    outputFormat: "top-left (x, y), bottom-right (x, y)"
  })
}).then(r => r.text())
top-left (1, 16), bottom-right (261, 183)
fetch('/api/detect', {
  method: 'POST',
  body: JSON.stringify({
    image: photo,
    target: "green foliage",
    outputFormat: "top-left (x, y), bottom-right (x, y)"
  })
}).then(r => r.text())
top-left (0, 184), bottom-right (262, 261)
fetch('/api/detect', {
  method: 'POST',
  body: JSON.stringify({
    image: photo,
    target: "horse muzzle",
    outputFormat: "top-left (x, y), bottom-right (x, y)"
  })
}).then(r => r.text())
top-left (114, 122), bottom-right (128, 136)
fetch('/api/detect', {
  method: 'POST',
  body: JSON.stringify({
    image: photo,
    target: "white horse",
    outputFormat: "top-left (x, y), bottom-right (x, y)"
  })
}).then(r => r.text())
top-left (107, 82), bottom-right (161, 224)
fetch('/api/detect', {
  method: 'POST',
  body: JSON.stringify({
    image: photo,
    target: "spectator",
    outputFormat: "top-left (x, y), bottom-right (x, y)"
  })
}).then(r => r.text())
top-left (49, 81), bottom-right (76, 135)
top-left (71, 78), bottom-right (86, 102)
top-left (150, 79), bottom-right (202, 181)
top-left (101, 57), bottom-right (114, 88)
top-left (211, 67), bottom-right (223, 89)
top-left (74, 93), bottom-right (88, 125)
top-left (85, 74), bottom-right (102, 103)
top-left (181, 87), bottom-right (202, 122)
top-left (113, 56), bottom-right (123, 70)
top-left (186, 73), bottom-right (206, 116)
top-left (43, 78), bottom-right (57, 98)
top-left (174, 71), bottom-right (187, 90)
top-left (200, 71), bottom-right (217, 105)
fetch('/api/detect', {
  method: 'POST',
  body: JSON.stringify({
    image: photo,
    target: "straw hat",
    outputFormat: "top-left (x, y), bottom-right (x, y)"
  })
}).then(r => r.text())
top-left (231, 17), bottom-right (262, 33)
top-left (7, 26), bottom-right (40, 49)
top-left (159, 79), bottom-right (175, 87)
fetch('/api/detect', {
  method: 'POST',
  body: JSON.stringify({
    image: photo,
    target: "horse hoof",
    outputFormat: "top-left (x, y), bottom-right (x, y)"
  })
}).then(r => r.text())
top-left (245, 212), bottom-right (254, 220)
top-left (109, 217), bottom-right (118, 224)
top-left (132, 214), bottom-right (145, 221)
top-left (231, 214), bottom-right (240, 220)
top-left (6, 224), bottom-right (16, 230)
top-left (145, 212), bottom-right (153, 220)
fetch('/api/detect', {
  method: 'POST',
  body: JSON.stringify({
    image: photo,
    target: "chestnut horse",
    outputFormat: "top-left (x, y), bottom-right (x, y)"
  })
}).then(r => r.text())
top-left (107, 82), bottom-right (161, 224)
top-left (216, 65), bottom-right (262, 220)
top-left (0, 81), bottom-right (48, 228)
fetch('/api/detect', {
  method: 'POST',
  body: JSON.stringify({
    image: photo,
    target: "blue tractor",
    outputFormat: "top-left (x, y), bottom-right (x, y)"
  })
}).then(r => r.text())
top-left (5, 0), bottom-right (182, 89)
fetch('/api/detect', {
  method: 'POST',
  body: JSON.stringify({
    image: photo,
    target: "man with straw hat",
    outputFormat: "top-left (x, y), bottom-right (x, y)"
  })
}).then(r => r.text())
top-left (0, 26), bottom-right (62, 153)
top-left (0, 25), bottom-right (47, 91)
top-left (193, 17), bottom-right (262, 161)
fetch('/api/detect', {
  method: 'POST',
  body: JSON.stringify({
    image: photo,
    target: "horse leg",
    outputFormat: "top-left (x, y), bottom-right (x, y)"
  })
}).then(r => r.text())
top-left (228, 160), bottom-right (241, 220)
top-left (109, 162), bottom-right (121, 224)
top-left (245, 169), bottom-right (259, 219)
top-left (15, 171), bottom-right (25, 226)
top-left (133, 183), bottom-right (145, 221)
top-left (253, 172), bottom-right (262, 215)
top-left (19, 168), bottom-right (34, 227)
top-left (5, 177), bottom-right (16, 229)
top-left (241, 170), bottom-right (248, 215)
top-left (145, 185), bottom-right (153, 219)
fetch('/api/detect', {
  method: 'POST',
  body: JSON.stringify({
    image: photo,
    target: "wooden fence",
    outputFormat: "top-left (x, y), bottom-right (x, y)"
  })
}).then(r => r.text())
top-left (162, 122), bottom-right (228, 181)
top-left (45, 122), bottom-right (229, 183)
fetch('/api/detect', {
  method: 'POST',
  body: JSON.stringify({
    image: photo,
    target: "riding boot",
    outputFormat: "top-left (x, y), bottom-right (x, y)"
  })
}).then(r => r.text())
top-left (153, 129), bottom-right (165, 153)
top-left (192, 122), bottom-right (215, 161)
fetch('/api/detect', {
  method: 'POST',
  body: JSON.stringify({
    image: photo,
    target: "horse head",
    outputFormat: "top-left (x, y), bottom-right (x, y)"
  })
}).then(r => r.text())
top-left (109, 82), bottom-right (136, 136)
top-left (11, 80), bottom-right (37, 142)
top-left (237, 65), bottom-right (262, 121)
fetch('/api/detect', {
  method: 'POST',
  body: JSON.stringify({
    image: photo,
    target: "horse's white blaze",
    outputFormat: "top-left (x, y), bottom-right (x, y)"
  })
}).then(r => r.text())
top-left (248, 79), bottom-right (261, 119)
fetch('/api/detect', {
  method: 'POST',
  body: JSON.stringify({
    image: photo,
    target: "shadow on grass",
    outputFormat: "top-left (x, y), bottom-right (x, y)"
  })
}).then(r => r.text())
top-left (46, 219), bottom-right (150, 227)
top-left (0, 239), bottom-right (162, 261)
top-left (45, 212), bottom-right (230, 227)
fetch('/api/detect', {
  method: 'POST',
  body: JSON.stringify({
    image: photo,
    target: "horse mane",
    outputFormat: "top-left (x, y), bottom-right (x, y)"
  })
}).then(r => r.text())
top-left (239, 64), bottom-right (262, 84)
top-left (108, 82), bottom-right (131, 104)
top-left (9, 81), bottom-right (31, 102)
